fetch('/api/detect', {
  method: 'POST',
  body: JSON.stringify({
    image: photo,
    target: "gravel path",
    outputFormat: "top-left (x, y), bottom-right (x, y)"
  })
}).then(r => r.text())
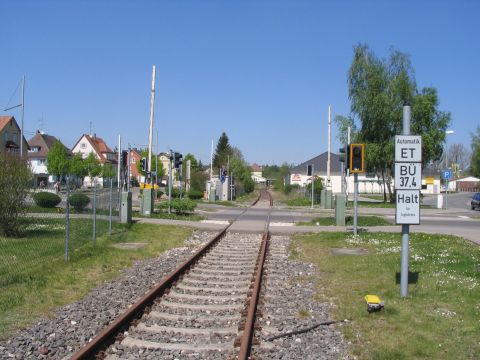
top-left (0, 231), bottom-right (213, 360)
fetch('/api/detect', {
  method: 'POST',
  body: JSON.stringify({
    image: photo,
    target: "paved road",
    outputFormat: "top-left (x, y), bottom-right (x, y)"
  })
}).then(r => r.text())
top-left (422, 192), bottom-right (477, 212)
top-left (194, 199), bottom-right (479, 245)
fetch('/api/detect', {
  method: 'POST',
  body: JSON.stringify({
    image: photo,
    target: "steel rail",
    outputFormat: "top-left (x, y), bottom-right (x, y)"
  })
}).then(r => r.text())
top-left (70, 192), bottom-right (262, 360)
top-left (237, 189), bottom-right (272, 360)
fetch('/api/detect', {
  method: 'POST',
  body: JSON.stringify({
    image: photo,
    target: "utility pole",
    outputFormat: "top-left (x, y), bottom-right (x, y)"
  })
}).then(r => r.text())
top-left (20, 75), bottom-right (25, 157)
top-left (4, 75), bottom-right (26, 156)
top-left (117, 135), bottom-right (121, 191)
top-left (148, 65), bottom-right (156, 186)
top-left (327, 105), bottom-right (332, 189)
top-left (168, 150), bottom-right (173, 214)
top-left (347, 126), bottom-right (351, 201)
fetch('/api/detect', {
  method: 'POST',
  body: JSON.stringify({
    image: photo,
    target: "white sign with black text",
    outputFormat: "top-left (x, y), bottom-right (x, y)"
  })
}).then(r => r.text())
top-left (395, 190), bottom-right (420, 225)
top-left (395, 135), bottom-right (422, 163)
top-left (395, 163), bottom-right (422, 190)
top-left (395, 135), bottom-right (422, 225)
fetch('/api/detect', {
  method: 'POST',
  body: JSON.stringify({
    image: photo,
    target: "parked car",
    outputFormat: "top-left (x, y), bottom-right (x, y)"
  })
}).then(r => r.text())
top-left (471, 193), bottom-right (480, 210)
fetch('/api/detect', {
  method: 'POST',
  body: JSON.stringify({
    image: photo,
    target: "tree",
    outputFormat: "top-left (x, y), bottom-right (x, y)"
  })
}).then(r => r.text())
top-left (229, 148), bottom-right (254, 194)
top-left (47, 140), bottom-right (70, 178)
top-left (446, 143), bottom-right (470, 176)
top-left (84, 152), bottom-right (102, 180)
top-left (0, 154), bottom-right (32, 236)
top-left (70, 153), bottom-right (87, 187)
top-left (213, 132), bottom-right (233, 171)
top-left (334, 115), bottom-right (358, 144)
top-left (348, 44), bottom-right (450, 201)
top-left (471, 126), bottom-right (480, 177)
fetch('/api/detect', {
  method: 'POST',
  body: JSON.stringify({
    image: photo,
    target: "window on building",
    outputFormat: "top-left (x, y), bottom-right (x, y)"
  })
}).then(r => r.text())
top-left (12, 134), bottom-right (18, 143)
top-left (132, 158), bottom-right (136, 163)
top-left (81, 143), bottom-right (86, 149)
top-left (4, 132), bottom-right (8, 142)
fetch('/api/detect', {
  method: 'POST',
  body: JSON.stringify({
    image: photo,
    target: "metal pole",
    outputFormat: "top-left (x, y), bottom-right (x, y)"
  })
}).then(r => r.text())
top-left (230, 172), bottom-right (233, 201)
top-left (127, 146), bottom-right (131, 192)
top-left (148, 65), bottom-right (156, 186)
top-left (155, 130), bottom-right (158, 187)
top-left (109, 178), bottom-right (113, 235)
top-left (210, 139), bottom-right (213, 181)
top-left (311, 165), bottom-right (314, 209)
top-left (179, 164), bottom-right (183, 199)
top-left (65, 175), bottom-right (70, 261)
top-left (353, 173), bottom-right (358, 235)
top-left (93, 179), bottom-right (96, 245)
top-left (347, 126), bottom-right (351, 201)
top-left (117, 135), bottom-right (121, 191)
top-left (400, 104), bottom-right (411, 298)
top-left (168, 151), bottom-right (172, 214)
top-left (20, 75), bottom-right (25, 157)
top-left (327, 105), bottom-right (331, 189)
top-left (186, 159), bottom-right (191, 193)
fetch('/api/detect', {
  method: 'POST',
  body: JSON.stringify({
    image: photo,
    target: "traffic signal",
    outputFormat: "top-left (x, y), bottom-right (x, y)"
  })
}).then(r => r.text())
top-left (339, 147), bottom-right (346, 163)
top-left (339, 146), bottom-right (351, 170)
top-left (121, 150), bottom-right (128, 169)
top-left (174, 152), bottom-right (183, 169)
top-left (350, 144), bottom-right (365, 173)
top-left (307, 164), bottom-right (313, 176)
top-left (140, 157), bottom-right (147, 172)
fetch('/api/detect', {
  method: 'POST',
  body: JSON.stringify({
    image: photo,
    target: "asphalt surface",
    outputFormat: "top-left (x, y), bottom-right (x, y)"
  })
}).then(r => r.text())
top-left (191, 196), bottom-right (479, 245)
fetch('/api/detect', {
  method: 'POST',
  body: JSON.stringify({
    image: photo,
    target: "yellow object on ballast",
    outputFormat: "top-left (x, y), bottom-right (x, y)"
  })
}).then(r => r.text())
top-left (364, 294), bottom-right (385, 313)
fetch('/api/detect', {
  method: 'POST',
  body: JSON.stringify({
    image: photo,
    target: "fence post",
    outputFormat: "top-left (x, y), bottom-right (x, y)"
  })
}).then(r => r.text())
top-left (65, 175), bottom-right (70, 261)
top-left (93, 179), bottom-right (96, 245)
top-left (109, 178), bottom-right (113, 235)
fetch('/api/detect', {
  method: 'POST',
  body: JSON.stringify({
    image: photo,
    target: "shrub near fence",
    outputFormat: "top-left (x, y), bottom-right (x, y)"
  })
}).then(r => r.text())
top-left (0, 179), bottom-right (120, 316)
top-left (33, 192), bottom-right (61, 208)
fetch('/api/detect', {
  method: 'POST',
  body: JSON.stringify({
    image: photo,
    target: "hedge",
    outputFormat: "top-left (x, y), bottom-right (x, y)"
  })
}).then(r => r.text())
top-left (68, 192), bottom-right (90, 211)
top-left (33, 191), bottom-right (62, 208)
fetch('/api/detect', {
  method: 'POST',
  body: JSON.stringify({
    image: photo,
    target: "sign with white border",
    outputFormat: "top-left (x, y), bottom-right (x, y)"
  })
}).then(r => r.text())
top-left (395, 135), bottom-right (422, 163)
top-left (395, 163), bottom-right (422, 190)
top-left (395, 190), bottom-right (420, 225)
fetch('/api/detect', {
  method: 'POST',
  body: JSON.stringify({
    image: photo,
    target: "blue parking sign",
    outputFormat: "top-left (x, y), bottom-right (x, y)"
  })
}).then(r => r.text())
top-left (442, 169), bottom-right (453, 180)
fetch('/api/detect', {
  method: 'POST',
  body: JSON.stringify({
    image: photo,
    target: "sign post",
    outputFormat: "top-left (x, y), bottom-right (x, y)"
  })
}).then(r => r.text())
top-left (442, 169), bottom-right (453, 210)
top-left (395, 106), bottom-right (422, 297)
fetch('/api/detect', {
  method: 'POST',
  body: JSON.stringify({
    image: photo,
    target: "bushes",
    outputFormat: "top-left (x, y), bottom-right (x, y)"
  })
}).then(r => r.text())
top-left (157, 198), bottom-right (197, 214)
top-left (187, 189), bottom-right (204, 199)
top-left (33, 192), bottom-right (61, 208)
top-left (0, 154), bottom-right (32, 236)
top-left (68, 192), bottom-right (90, 211)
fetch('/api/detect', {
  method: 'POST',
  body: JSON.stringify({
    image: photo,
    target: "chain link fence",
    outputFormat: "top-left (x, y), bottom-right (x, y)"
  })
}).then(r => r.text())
top-left (0, 178), bottom-right (120, 311)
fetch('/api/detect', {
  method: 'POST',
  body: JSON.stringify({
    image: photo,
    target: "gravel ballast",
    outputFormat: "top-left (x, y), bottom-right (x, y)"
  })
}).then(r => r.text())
top-left (252, 235), bottom-right (351, 359)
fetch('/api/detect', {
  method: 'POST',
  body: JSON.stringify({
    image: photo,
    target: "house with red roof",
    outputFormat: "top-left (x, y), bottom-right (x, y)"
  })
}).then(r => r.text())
top-left (0, 115), bottom-right (29, 156)
top-left (71, 134), bottom-right (118, 187)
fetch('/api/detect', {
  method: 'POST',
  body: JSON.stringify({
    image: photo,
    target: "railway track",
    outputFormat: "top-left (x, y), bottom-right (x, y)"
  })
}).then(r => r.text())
top-left (71, 189), bottom-right (273, 360)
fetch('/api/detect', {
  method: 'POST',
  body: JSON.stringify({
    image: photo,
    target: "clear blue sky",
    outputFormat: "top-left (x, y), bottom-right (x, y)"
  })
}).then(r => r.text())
top-left (2, 0), bottom-right (478, 165)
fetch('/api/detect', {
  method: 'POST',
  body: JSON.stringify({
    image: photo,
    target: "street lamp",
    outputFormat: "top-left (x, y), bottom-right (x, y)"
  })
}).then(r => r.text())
top-left (444, 130), bottom-right (454, 210)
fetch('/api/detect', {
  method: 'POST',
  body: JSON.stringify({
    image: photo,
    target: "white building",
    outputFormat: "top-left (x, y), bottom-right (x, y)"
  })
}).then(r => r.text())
top-left (289, 152), bottom-right (386, 194)
top-left (71, 134), bottom-right (118, 187)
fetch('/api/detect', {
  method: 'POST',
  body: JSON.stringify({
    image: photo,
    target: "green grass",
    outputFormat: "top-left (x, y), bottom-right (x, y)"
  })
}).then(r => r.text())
top-left (297, 215), bottom-right (392, 226)
top-left (133, 211), bottom-right (206, 221)
top-left (211, 201), bottom-right (238, 207)
top-left (0, 219), bottom-right (191, 339)
top-left (348, 200), bottom-right (434, 209)
top-left (291, 232), bottom-right (480, 359)
top-left (285, 197), bottom-right (316, 206)
top-left (26, 205), bottom-right (119, 216)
